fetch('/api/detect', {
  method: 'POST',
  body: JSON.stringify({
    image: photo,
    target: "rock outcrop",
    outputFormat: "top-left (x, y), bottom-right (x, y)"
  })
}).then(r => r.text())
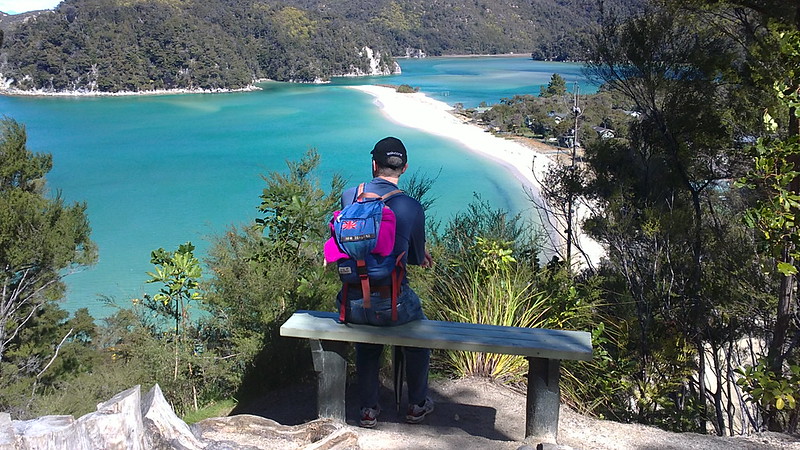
top-left (191, 415), bottom-right (358, 450)
top-left (404, 48), bottom-right (427, 58)
top-left (342, 47), bottom-right (401, 77)
top-left (0, 385), bottom-right (358, 450)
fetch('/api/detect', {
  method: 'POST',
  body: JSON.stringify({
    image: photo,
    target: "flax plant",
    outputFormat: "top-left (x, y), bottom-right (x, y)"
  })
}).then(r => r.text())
top-left (428, 237), bottom-right (554, 381)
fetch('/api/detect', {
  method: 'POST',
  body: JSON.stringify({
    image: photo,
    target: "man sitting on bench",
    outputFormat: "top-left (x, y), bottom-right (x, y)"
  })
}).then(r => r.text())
top-left (334, 137), bottom-right (434, 428)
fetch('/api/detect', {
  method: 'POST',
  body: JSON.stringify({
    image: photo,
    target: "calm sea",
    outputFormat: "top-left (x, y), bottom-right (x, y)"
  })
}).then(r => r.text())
top-left (0, 56), bottom-right (593, 317)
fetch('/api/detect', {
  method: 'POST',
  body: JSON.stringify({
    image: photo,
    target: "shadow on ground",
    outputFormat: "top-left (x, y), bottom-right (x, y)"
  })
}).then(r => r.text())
top-left (232, 376), bottom-right (519, 443)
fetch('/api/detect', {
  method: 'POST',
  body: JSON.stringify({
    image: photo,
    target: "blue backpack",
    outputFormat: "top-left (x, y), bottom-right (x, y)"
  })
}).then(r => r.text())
top-left (324, 183), bottom-right (405, 322)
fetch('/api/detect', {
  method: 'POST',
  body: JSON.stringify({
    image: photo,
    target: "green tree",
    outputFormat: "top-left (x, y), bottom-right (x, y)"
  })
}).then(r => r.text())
top-left (99, 242), bottom-right (241, 414)
top-left (0, 117), bottom-right (97, 418)
top-left (670, 0), bottom-right (800, 432)
top-left (736, 26), bottom-right (800, 431)
top-left (0, 117), bottom-right (97, 363)
top-left (581, 5), bottom-right (768, 433)
top-left (0, 303), bottom-right (99, 418)
top-left (255, 149), bottom-right (344, 262)
top-left (540, 73), bottom-right (567, 97)
top-left (139, 242), bottom-right (203, 382)
top-left (203, 149), bottom-right (344, 399)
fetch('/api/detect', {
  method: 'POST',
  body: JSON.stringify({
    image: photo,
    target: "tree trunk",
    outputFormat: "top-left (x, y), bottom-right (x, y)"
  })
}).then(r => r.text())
top-left (768, 250), bottom-right (794, 372)
top-left (697, 338), bottom-right (708, 432)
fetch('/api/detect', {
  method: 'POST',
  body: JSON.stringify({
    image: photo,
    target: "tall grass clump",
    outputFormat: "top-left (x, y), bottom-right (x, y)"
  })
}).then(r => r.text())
top-left (421, 196), bottom-right (613, 394)
top-left (422, 197), bottom-right (555, 382)
top-left (428, 236), bottom-right (555, 381)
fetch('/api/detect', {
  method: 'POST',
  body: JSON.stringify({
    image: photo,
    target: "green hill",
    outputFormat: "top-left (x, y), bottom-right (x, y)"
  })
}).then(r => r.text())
top-left (0, 0), bottom-right (644, 93)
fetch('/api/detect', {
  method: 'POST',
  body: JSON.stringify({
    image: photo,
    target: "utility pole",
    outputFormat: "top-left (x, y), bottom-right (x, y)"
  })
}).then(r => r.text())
top-left (565, 82), bottom-right (580, 268)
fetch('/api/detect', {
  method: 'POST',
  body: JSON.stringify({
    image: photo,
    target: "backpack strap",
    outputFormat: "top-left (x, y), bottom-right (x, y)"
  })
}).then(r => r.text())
top-left (344, 183), bottom-right (368, 206)
top-left (390, 252), bottom-right (406, 322)
top-left (340, 283), bottom-right (348, 323)
top-left (382, 189), bottom-right (403, 200)
top-left (356, 187), bottom-right (404, 202)
top-left (340, 254), bottom-right (406, 323)
top-left (357, 259), bottom-right (371, 309)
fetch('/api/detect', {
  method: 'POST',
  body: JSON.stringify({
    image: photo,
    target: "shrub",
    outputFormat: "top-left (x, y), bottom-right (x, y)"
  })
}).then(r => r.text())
top-left (427, 236), bottom-right (554, 381)
top-left (423, 197), bottom-right (550, 381)
top-left (396, 84), bottom-right (419, 93)
top-left (202, 149), bottom-right (344, 401)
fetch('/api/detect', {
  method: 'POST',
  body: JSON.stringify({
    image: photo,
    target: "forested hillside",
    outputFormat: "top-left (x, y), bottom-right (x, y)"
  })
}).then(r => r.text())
top-left (0, 0), bottom-right (644, 93)
top-left (280, 0), bottom-right (642, 59)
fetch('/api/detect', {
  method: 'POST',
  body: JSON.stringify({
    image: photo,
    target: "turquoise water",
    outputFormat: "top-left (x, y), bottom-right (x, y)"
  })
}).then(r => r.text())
top-left (0, 57), bottom-right (591, 317)
top-left (332, 56), bottom-right (593, 107)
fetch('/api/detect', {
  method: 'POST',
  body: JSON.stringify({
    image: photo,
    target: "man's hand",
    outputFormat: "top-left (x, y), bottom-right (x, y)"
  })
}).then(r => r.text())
top-left (421, 250), bottom-right (433, 268)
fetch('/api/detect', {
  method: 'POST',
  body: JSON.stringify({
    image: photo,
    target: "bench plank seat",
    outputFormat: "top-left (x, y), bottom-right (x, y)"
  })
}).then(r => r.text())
top-left (280, 310), bottom-right (593, 443)
top-left (280, 310), bottom-right (592, 361)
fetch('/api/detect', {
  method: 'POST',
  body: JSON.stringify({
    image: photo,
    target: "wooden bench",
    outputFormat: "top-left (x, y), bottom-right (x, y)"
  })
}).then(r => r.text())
top-left (280, 310), bottom-right (592, 441)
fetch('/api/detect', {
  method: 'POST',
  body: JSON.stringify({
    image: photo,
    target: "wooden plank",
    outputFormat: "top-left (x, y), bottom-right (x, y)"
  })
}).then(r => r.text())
top-left (280, 311), bottom-right (591, 356)
top-left (281, 311), bottom-right (590, 356)
top-left (408, 321), bottom-right (586, 349)
top-left (280, 310), bottom-right (592, 361)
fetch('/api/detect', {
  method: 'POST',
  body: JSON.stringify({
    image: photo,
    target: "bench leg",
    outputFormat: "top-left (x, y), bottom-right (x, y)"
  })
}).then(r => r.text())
top-left (525, 357), bottom-right (560, 442)
top-left (393, 346), bottom-right (405, 412)
top-left (310, 339), bottom-right (348, 422)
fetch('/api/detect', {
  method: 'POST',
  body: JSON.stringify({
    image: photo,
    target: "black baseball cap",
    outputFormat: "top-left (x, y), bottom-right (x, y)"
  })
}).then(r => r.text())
top-left (371, 137), bottom-right (407, 167)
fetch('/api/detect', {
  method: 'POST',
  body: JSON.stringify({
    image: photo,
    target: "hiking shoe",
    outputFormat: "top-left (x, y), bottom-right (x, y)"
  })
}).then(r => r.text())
top-left (405, 397), bottom-right (434, 424)
top-left (359, 405), bottom-right (381, 428)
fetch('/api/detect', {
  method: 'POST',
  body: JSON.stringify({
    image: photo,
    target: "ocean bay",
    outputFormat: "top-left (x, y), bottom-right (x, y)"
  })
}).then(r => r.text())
top-left (0, 57), bottom-right (591, 317)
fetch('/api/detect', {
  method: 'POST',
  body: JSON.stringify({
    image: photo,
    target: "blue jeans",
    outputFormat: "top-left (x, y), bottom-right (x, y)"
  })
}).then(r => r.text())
top-left (337, 285), bottom-right (431, 409)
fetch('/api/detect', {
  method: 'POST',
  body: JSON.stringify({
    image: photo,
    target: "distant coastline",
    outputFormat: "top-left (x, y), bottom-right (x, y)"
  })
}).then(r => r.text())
top-left (417, 53), bottom-right (583, 63)
top-left (411, 53), bottom-right (528, 59)
top-left (0, 84), bottom-right (263, 98)
top-left (0, 54), bottom-right (579, 97)
top-left (0, 70), bottom-right (385, 97)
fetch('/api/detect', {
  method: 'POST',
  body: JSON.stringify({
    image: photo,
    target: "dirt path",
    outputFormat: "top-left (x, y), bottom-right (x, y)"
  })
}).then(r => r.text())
top-left (236, 376), bottom-right (799, 449)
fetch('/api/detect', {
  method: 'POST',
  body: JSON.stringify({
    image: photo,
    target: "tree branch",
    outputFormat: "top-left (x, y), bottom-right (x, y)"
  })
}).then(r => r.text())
top-left (36, 327), bottom-right (73, 380)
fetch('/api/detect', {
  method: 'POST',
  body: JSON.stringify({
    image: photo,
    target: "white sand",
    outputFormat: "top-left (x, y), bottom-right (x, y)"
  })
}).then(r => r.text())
top-left (349, 84), bottom-right (604, 267)
top-left (349, 85), bottom-right (551, 196)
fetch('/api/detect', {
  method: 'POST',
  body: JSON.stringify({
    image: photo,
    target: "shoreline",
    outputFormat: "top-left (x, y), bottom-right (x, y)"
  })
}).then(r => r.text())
top-left (0, 84), bottom-right (263, 98)
top-left (349, 85), bottom-right (548, 192)
top-left (348, 84), bottom-right (604, 267)
top-left (399, 53), bottom-right (528, 59)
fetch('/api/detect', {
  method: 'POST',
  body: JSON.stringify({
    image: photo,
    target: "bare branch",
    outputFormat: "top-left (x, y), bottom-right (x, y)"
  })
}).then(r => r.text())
top-left (0, 270), bottom-right (61, 362)
top-left (36, 328), bottom-right (73, 380)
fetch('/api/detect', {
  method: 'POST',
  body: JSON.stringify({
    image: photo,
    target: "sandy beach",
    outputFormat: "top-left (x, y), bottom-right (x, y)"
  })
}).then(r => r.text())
top-left (349, 85), bottom-right (550, 196)
top-left (349, 84), bottom-right (604, 267)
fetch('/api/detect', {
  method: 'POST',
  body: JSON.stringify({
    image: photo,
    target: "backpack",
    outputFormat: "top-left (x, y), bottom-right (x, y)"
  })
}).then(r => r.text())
top-left (324, 183), bottom-right (406, 323)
